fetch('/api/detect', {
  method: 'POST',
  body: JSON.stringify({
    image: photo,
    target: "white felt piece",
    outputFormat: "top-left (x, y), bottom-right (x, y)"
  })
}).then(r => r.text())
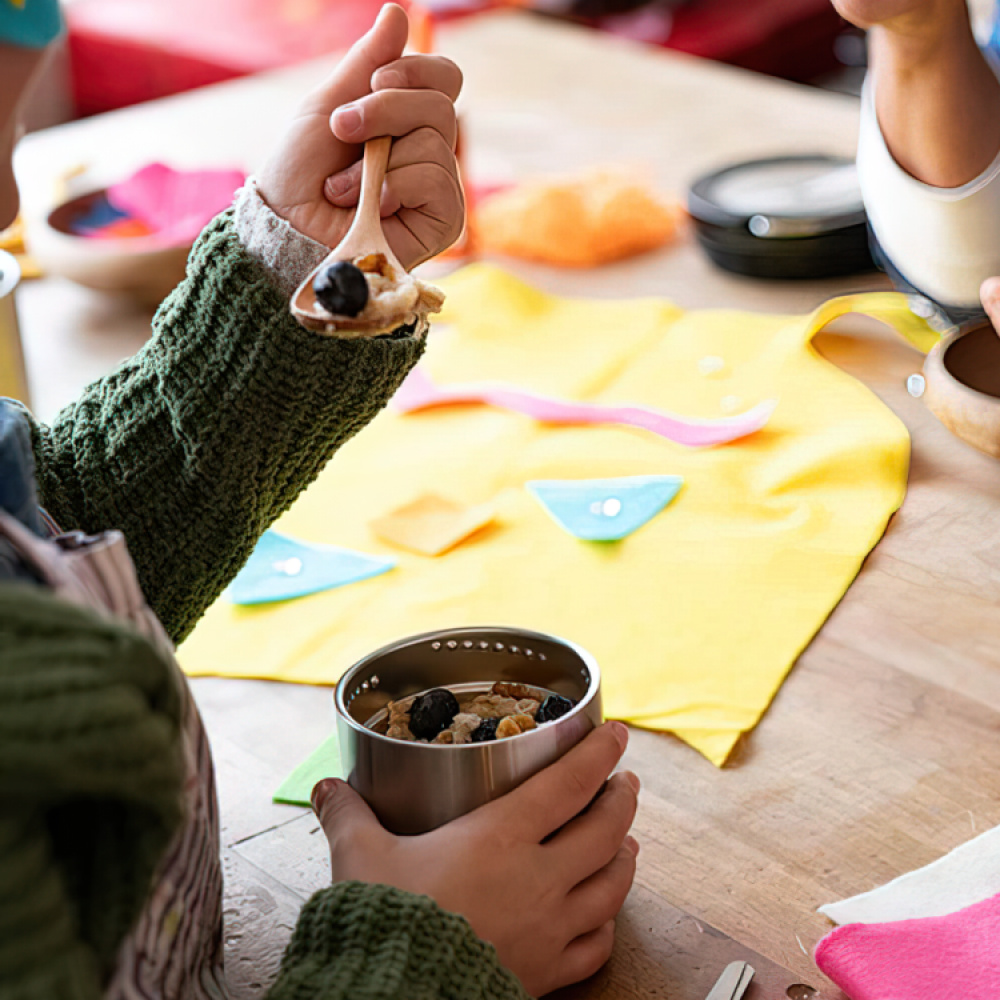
top-left (820, 824), bottom-right (1000, 926)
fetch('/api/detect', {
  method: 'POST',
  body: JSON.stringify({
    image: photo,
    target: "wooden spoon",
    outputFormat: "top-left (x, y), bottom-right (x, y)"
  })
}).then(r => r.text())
top-left (291, 135), bottom-right (418, 333)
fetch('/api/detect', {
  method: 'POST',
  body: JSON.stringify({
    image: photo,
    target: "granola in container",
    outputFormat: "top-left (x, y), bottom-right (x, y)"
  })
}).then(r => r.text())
top-left (374, 681), bottom-right (577, 745)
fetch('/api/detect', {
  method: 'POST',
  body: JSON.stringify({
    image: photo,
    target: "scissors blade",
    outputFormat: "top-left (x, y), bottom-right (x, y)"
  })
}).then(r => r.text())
top-left (705, 961), bottom-right (755, 1000)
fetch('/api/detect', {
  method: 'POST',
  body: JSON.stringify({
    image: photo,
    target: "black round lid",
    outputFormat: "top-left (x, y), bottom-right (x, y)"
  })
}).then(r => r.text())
top-left (687, 154), bottom-right (875, 280)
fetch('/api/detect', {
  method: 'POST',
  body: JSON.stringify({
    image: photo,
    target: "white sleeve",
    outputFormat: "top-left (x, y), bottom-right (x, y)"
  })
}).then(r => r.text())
top-left (857, 77), bottom-right (1000, 308)
top-left (232, 176), bottom-right (330, 299)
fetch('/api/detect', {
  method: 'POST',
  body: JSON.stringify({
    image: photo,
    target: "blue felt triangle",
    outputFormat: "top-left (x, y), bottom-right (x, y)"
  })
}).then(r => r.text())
top-left (227, 530), bottom-right (395, 605)
top-left (526, 476), bottom-right (683, 542)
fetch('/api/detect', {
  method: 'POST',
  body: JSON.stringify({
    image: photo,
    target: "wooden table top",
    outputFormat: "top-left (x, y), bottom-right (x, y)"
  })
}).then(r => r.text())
top-left (16, 11), bottom-right (1000, 1000)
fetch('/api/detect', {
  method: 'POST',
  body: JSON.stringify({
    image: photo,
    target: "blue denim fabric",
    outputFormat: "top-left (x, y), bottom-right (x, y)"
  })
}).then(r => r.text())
top-left (0, 398), bottom-right (44, 583)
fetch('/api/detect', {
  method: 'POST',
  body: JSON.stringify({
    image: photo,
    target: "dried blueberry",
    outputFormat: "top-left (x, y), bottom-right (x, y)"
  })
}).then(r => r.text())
top-left (312, 261), bottom-right (369, 317)
top-left (536, 694), bottom-right (575, 724)
top-left (408, 688), bottom-right (460, 740)
top-left (470, 717), bottom-right (500, 743)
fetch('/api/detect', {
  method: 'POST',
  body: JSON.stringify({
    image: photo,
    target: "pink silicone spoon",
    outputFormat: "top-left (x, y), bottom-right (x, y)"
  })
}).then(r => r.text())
top-left (393, 368), bottom-right (776, 448)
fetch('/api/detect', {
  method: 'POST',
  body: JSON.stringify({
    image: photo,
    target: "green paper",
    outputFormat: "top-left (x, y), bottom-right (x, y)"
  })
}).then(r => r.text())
top-left (273, 733), bottom-right (344, 807)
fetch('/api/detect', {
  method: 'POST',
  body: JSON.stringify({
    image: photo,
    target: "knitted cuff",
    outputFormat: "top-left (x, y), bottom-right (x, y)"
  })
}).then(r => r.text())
top-left (269, 882), bottom-right (529, 1000)
top-left (232, 177), bottom-right (330, 299)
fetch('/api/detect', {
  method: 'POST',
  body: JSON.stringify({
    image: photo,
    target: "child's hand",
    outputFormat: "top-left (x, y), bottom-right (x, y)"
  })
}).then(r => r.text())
top-left (312, 722), bottom-right (640, 997)
top-left (257, 4), bottom-right (464, 270)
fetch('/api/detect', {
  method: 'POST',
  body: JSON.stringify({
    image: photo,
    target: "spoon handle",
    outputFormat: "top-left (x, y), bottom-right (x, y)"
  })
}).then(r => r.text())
top-left (352, 135), bottom-right (392, 247)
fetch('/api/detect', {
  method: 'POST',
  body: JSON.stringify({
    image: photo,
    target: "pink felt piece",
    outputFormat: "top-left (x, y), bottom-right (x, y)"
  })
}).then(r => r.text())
top-left (106, 163), bottom-right (245, 246)
top-left (393, 367), bottom-right (776, 448)
top-left (814, 890), bottom-right (1000, 1000)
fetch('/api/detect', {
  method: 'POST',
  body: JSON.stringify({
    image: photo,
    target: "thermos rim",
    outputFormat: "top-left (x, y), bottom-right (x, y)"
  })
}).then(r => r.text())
top-left (334, 625), bottom-right (602, 751)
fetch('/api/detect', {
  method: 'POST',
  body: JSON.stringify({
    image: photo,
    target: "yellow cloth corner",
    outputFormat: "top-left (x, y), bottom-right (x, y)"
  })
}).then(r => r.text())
top-left (179, 266), bottom-right (937, 766)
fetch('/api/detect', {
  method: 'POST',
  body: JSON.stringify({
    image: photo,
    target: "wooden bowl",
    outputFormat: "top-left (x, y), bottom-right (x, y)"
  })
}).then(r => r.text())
top-left (30, 189), bottom-right (189, 306)
top-left (923, 320), bottom-right (1000, 458)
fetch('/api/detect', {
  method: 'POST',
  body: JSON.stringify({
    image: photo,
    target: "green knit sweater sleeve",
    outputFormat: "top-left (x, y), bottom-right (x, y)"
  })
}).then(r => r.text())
top-left (25, 211), bottom-right (425, 644)
top-left (0, 583), bottom-right (185, 1000)
top-left (267, 882), bottom-right (529, 1000)
top-left (0, 586), bottom-right (528, 1000)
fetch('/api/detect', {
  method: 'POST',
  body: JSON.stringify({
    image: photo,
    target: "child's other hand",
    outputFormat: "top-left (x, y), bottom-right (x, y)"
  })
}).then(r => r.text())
top-left (257, 4), bottom-right (464, 270)
top-left (312, 722), bottom-right (640, 997)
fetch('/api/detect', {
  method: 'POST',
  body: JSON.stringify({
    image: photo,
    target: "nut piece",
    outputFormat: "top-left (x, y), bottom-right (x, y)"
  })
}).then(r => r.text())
top-left (515, 698), bottom-right (540, 717)
top-left (387, 696), bottom-right (414, 727)
top-left (496, 714), bottom-right (537, 740)
top-left (467, 694), bottom-right (520, 720)
top-left (495, 716), bottom-right (521, 740)
top-left (493, 682), bottom-right (547, 701)
top-left (449, 712), bottom-right (483, 745)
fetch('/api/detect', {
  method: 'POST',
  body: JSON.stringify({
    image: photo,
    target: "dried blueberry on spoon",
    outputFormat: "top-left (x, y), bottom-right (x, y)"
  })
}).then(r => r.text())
top-left (536, 694), bottom-right (574, 724)
top-left (312, 261), bottom-right (369, 317)
top-left (408, 688), bottom-right (460, 740)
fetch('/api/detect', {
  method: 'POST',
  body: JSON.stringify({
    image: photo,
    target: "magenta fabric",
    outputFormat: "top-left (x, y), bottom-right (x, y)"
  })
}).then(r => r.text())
top-left (815, 890), bottom-right (1000, 1000)
top-left (106, 163), bottom-right (245, 247)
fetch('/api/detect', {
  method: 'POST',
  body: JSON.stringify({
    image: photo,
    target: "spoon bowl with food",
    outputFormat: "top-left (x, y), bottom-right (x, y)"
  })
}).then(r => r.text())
top-left (292, 136), bottom-right (445, 337)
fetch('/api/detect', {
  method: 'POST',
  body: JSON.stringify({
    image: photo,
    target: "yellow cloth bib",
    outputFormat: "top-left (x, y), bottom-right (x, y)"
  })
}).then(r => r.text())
top-left (179, 266), bottom-right (936, 766)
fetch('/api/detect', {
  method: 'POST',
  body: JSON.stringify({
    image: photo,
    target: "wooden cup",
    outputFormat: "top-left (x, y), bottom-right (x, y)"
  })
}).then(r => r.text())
top-left (923, 319), bottom-right (1000, 458)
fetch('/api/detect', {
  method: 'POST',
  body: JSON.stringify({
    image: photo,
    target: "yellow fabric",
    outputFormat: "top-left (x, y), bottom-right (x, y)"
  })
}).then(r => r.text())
top-left (179, 266), bottom-right (937, 766)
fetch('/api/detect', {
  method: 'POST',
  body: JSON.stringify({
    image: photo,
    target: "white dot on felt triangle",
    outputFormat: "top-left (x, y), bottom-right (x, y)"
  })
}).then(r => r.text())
top-left (227, 530), bottom-right (395, 605)
top-left (526, 476), bottom-right (683, 542)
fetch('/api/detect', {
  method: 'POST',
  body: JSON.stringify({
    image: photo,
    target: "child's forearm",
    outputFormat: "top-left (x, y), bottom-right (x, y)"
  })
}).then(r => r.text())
top-left (869, 9), bottom-right (1000, 187)
top-left (28, 210), bottom-right (425, 644)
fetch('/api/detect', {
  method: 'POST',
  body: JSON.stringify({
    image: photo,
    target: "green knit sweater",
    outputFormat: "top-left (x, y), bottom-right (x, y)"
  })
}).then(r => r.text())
top-left (0, 213), bottom-right (528, 1000)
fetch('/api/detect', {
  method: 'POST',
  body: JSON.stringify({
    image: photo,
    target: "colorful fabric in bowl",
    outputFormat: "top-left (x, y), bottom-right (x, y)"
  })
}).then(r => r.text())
top-left (70, 163), bottom-right (245, 246)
